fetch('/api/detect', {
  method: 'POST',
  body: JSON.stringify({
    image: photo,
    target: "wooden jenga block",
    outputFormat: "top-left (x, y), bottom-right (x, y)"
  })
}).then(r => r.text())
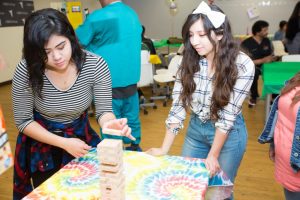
top-left (97, 147), bottom-right (122, 156)
top-left (97, 139), bottom-right (123, 152)
top-left (100, 162), bottom-right (123, 173)
top-left (100, 175), bottom-right (125, 190)
top-left (101, 193), bottom-right (125, 200)
top-left (100, 181), bottom-right (125, 199)
top-left (98, 139), bottom-right (125, 200)
top-left (99, 151), bottom-right (123, 165)
top-left (100, 168), bottom-right (124, 179)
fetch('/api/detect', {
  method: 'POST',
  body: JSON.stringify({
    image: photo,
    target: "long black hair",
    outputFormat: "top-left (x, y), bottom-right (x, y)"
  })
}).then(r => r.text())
top-left (286, 1), bottom-right (300, 41)
top-left (179, 4), bottom-right (239, 120)
top-left (23, 8), bottom-right (85, 97)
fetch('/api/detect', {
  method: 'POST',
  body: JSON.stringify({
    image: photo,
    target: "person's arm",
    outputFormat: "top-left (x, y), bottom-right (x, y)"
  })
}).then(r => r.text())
top-left (252, 55), bottom-right (274, 66)
top-left (23, 122), bottom-right (91, 158)
top-left (146, 76), bottom-right (186, 155)
top-left (269, 142), bottom-right (275, 162)
top-left (205, 129), bottom-right (228, 176)
top-left (98, 112), bottom-right (136, 141)
top-left (146, 124), bottom-right (177, 156)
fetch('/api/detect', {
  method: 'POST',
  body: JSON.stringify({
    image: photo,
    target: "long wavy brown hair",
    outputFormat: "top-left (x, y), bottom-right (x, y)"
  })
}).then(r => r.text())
top-left (179, 4), bottom-right (239, 120)
top-left (281, 72), bottom-right (300, 107)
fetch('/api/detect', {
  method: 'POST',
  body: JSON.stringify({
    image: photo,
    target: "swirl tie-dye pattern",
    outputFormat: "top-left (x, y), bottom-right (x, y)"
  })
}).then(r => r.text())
top-left (24, 148), bottom-right (233, 200)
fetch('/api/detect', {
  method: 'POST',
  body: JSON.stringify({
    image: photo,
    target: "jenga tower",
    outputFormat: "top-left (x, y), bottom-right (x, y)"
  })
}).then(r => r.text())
top-left (97, 139), bottom-right (125, 200)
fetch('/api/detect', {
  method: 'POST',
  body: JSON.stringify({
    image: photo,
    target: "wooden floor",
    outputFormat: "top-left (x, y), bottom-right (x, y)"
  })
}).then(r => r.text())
top-left (0, 82), bottom-right (284, 199)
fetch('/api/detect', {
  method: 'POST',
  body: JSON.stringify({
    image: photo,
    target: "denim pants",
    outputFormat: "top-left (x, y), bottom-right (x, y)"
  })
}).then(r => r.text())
top-left (182, 113), bottom-right (248, 184)
top-left (284, 188), bottom-right (300, 200)
top-left (101, 92), bottom-right (141, 145)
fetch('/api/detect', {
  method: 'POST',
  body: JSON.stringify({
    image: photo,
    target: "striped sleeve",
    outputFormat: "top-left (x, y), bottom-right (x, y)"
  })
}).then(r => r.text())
top-left (12, 60), bottom-right (34, 132)
top-left (93, 56), bottom-right (113, 121)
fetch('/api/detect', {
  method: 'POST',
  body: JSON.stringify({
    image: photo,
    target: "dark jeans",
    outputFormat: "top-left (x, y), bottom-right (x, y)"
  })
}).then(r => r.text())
top-left (250, 67), bottom-right (261, 100)
top-left (284, 188), bottom-right (300, 200)
top-left (31, 147), bottom-right (62, 188)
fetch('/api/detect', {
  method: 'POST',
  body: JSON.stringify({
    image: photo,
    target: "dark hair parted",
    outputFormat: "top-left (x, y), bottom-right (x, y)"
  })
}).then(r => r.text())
top-left (251, 20), bottom-right (269, 35)
top-left (286, 1), bottom-right (300, 41)
top-left (180, 4), bottom-right (239, 121)
top-left (23, 8), bottom-right (85, 98)
top-left (281, 72), bottom-right (300, 107)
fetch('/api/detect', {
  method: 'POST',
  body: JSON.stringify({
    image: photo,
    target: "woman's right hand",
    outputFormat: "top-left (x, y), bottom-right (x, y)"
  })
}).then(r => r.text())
top-left (146, 148), bottom-right (167, 156)
top-left (269, 144), bottom-right (275, 162)
top-left (62, 138), bottom-right (91, 158)
top-left (146, 129), bottom-right (177, 156)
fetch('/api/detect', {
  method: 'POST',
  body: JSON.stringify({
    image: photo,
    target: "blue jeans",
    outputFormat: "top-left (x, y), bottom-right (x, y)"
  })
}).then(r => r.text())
top-left (101, 92), bottom-right (141, 144)
top-left (182, 113), bottom-right (247, 198)
top-left (284, 188), bottom-right (300, 200)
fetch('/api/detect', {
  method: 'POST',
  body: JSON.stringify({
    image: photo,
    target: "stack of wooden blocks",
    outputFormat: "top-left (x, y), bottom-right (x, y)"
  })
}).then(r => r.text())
top-left (97, 139), bottom-right (125, 200)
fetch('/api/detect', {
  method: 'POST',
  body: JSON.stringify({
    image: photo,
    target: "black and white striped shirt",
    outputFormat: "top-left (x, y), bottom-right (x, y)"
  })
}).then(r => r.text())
top-left (12, 51), bottom-right (112, 132)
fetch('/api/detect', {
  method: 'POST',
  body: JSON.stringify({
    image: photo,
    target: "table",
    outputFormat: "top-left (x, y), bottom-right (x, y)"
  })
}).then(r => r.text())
top-left (24, 148), bottom-right (233, 200)
top-left (262, 62), bottom-right (300, 121)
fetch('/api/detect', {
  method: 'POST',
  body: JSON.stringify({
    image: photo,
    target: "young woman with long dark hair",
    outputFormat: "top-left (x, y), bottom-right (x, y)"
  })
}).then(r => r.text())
top-left (12, 8), bottom-right (134, 199)
top-left (147, 2), bottom-right (254, 198)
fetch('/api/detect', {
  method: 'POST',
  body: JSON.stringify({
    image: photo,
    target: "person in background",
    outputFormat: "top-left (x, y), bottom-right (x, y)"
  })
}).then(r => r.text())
top-left (258, 72), bottom-right (300, 200)
top-left (285, 1), bottom-right (300, 54)
top-left (147, 2), bottom-right (254, 199)
top-left (208, 0), bottom-right (215, 5)
top-left (76, 0), bottom-right (143, 151)
top-left (241, 20), bottom-right (276, 108)
top-left (273, 20), bottom-right (287, 42)
top-left (142, 25), bottom-right (156, 55)
top-left (12, 8), bottom-right (134, 199)
top-left (139, 25), bottom-right (156, 103)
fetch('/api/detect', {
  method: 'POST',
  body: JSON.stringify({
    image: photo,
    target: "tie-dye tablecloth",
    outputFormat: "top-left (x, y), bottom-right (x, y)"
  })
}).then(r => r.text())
top-left (24, 148), bottom-right (233, 200)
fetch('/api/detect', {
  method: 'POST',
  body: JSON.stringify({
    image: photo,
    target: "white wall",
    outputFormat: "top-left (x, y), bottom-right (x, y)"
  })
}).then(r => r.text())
top-left (0, 0), bottom-right (101, 83)
top-left (0, 0), bottom-right (298, 83)
top-left (0, 27), bottom-right (23, 83)
top-left (124, 0), bottom-right (298, 39)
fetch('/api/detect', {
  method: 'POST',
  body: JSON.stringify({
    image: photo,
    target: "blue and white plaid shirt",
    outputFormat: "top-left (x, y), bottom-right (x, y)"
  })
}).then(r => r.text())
top-left (166, 52), bottom-right (255, 134)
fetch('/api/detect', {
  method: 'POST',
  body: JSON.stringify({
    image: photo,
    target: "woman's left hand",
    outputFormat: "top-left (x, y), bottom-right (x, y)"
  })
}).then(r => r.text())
top-left (205, 154), bottom-right (221, 177)
top-left (102, 118), bottom-right (136, 141)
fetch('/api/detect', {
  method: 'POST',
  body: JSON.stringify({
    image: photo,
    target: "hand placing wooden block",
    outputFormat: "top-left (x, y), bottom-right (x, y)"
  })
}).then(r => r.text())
top-left (102, 128), bottom-right (123, 136)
